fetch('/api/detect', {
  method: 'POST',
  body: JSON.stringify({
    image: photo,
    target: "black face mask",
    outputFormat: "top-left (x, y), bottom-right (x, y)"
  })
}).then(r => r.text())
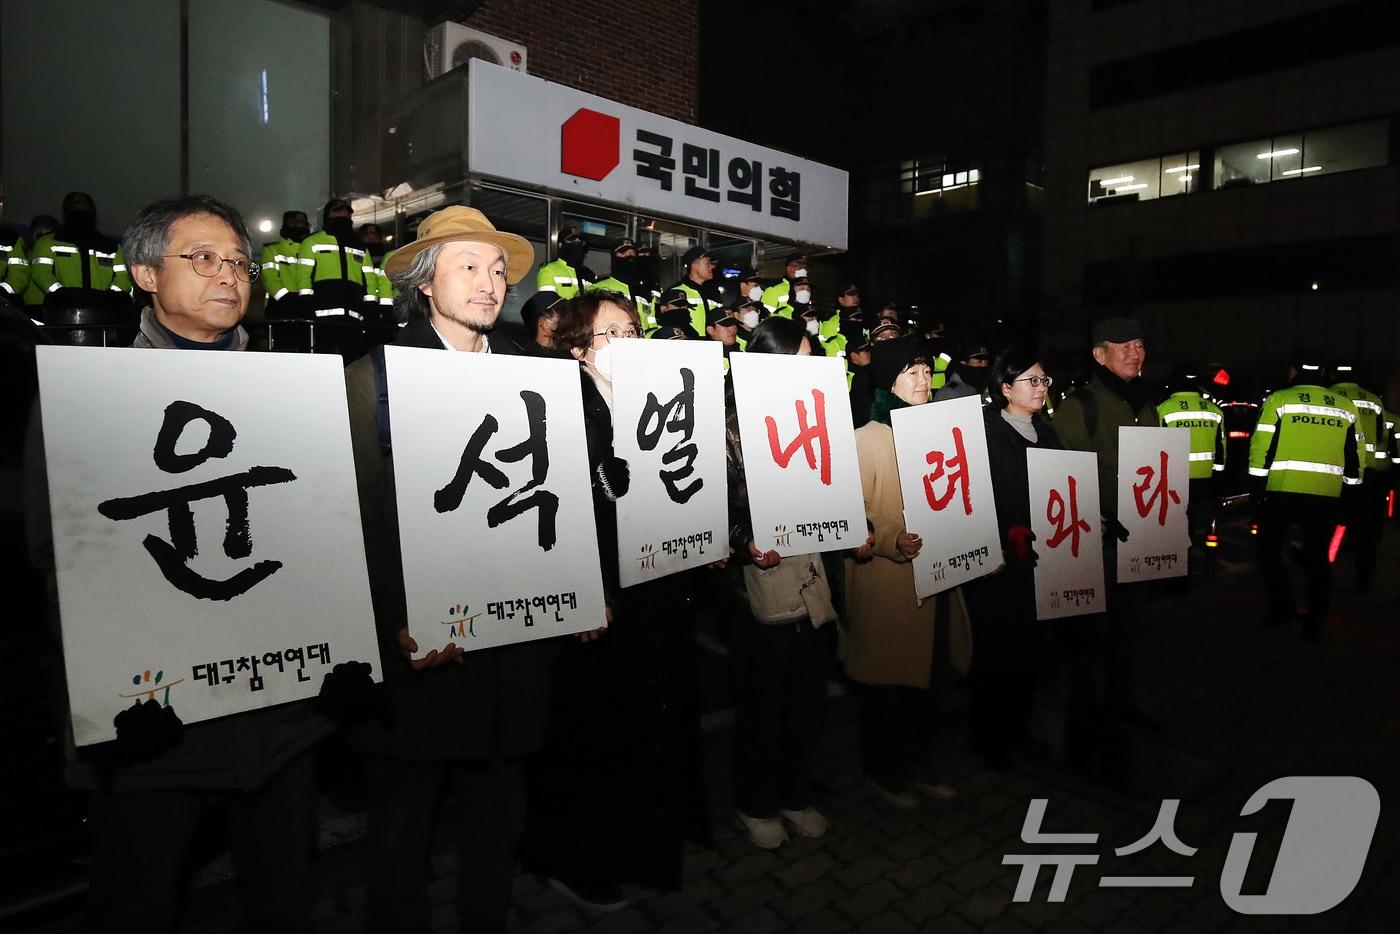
top-left (282, 225), bottom-right (310, 243)
top-left (957, 363), bottom-right (991, 391)
top-left (612, 255), bottom-right (637, 281)
top-left (656, 306), bottom-right (691, 329)
top-left (62, 209), bottom-right (97, 235)
top-left (559, 242), bottom-right (587, 268)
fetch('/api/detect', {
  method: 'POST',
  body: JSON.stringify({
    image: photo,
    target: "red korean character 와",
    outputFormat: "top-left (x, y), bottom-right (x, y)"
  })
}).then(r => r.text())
top-left (1046, 475), bottom-right (1092, 557)
top-left (765, 389), bottom-right (832, 486)
top-left (1132, 449), bottom-right (1181, 527)
top-left (924, 426), bottom-right (973, 516)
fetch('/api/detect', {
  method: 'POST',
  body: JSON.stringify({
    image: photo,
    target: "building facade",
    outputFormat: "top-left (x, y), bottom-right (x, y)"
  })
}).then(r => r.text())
top-left (1043, 0), bottom-right (1400, 395)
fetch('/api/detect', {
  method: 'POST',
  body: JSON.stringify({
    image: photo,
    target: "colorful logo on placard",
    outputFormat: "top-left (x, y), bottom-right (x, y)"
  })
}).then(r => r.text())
top-left (441, 602), bottom-right (483, 639)
top-left (119, 668), bottom-right (183, 706)
top-left (637, 543), bottom-right (657, 572)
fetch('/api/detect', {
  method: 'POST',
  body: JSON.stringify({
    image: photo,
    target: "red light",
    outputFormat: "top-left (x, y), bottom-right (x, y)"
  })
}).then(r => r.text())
top-left (1250, 522), bottom-right (1258, 536)
top-left (1228, 430), bottom-right (1251, 439)
top-left (1329, 525), bottom-right (1347, 563)
top-left (1389, 490), bottom-right (1395, 519)
top-left (1212, 368), bottom-right (1231, 386)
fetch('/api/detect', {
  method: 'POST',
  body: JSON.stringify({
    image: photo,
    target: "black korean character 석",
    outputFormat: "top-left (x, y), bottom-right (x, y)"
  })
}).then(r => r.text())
top-left (769, 166), bottom-right (802, 220)
top-left (98, 400), bottom-right (296, 601)
top-left (636, 367), bottom-right (702, 504)
top-left (727, 157), bottom-right (763, 211)
top-left (435, 390), bottom-right (560, 551)
top-left (634, 130), bottom-right (676, 192)
top-left (682, 144), bottom-right (721, 203)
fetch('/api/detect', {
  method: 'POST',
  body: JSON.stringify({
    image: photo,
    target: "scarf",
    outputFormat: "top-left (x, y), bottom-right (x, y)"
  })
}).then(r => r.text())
top-left (869, 388), bottom-right (912, 426)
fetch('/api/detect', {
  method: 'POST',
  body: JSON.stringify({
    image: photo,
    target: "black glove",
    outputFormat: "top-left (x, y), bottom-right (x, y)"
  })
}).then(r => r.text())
top-left (114, 698), bottom-right (184, 765)
top-left (595, 455), bottom-right (631, 501)
top-left (315, 660), bottom-right (382, 725)
top-left (1103, 517), bottom-right (1130, 543)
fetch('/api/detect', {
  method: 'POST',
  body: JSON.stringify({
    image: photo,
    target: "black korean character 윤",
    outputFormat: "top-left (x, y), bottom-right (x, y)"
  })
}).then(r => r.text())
top-left (682, 144), bottom-right (721, 203)
top-left (769, 167), bottom-right (802, 220)
top-left (727, 157), bottom-right (763, 211)
top-left (634, 130), bottom-right (676, 192)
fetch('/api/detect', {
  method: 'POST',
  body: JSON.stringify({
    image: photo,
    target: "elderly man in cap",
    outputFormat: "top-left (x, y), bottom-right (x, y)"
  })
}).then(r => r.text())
top-left (666, 244), bottom-right (720, 336)
top-left (1053, 317), bottom-right (1162, 746)
top-left (343, 205), bottom-right (556, 933)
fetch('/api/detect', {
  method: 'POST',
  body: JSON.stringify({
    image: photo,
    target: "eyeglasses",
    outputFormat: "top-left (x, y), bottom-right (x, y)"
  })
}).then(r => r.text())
top-left (1014, 375), bottom-right (1054, 388)
top-left (163, 251), bottom-right (260, 282)
top-left (593, 323), bottom-right (639, 342)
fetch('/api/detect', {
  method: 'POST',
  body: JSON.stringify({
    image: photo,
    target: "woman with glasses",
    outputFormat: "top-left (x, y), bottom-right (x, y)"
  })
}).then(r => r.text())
top-left (523, 291), bottom-right (706, 912)
top-left (963, 349), bottom-right (1062, 770)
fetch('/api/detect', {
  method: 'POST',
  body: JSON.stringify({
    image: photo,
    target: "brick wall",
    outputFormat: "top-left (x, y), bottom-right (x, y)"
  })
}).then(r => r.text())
top-left (461, 0), bottom-right (699, 123)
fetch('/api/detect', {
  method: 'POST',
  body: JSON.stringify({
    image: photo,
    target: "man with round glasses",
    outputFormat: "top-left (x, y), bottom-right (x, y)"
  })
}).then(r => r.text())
top-left (124, 195), bottom-right (261, 349)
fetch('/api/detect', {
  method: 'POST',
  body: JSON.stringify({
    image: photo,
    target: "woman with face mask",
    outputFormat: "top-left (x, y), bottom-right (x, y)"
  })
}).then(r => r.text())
top-left (963, 349), bottom-right (1062, 770)
top-left (523, 292), bottom-right (707, 911)
top-left (844, 336), bottom-right (971, 809)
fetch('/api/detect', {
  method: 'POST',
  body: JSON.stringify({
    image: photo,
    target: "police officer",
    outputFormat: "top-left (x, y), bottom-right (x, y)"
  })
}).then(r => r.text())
top-left (1158, 364), bottom-right (1227, 567)
top-left (18, 215), bottom-right (58, 312)
top-left (1251, 353), bottom-right (1362, 639)
top-left (258, 210), bottom-right (310, 313)
top-left (666, 245), bottom-right (720, 337)
top-left (589, 238), bottom-right (650, 327)
top-left (29, 192), bottom-right (132, 304)
top-left (358, 223), bottom-right (394, 317)
top-left (649, 287), bottom-right (702, 339)
top-left (535, 226), bottom-right (596, 299)
top-left (295, 199), bottom-right (377, 321)
top-left (0, 226), bottom-right (28, 304)
top-left (761, 253), bottom-right (810, 317)
top-left (1328, 361), bottom-right (1387, 591)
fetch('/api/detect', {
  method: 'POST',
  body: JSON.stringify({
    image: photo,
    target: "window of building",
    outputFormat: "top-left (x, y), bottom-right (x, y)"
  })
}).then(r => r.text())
top-left (1213, 120), bottom-right (1387, 189)
top-left (1087, 157), bottom-right (1161, 203)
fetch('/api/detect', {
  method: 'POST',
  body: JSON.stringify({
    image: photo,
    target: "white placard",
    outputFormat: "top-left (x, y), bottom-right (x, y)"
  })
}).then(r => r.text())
top-left (1117, 427), bottom-right (1191, 581)
top-left (1027, 449), bottom-right (1106, 620)
top-left (384, 347), bottom-right (605, 654)
top-left (729, 352), bottom-right (865, 556)
top-left (611, 340), bottom-right (728, 587)
top-left (891, 396), bottom-right (1004, 597)
top-left (467, 59), bottom-right (849, 250)
top-left (36, 346), bottom-right (380, 746)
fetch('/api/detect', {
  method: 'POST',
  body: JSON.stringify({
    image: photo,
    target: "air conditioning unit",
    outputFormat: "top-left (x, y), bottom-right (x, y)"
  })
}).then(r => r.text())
top-left (424, 23), bottom-right (527, 80)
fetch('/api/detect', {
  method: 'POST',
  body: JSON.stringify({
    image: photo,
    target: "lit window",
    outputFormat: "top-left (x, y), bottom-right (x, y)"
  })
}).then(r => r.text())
top-left (1158, 151), bottom-right (1200, 196)
top-left (1088, 157), bottom-right (1162, 203)
top-left (1213, 119), bottom-right (1387, 189)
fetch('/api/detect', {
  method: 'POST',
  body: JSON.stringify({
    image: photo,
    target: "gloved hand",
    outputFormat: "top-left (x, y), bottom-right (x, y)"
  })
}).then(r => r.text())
top-left (82, 699), bottom-right (184, 790)
top-left (1006, 524), bottom-right (1038, 567)
top-left (1103, 517), bottom-right (1130, 543)
top-left (315, 661), bottom-right (382, 725)
top-left (596, 455), bottom-right (631, 501)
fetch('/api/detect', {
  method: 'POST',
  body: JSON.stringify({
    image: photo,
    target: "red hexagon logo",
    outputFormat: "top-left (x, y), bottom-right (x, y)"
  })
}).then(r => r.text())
top-left (561, 108), bottom-right (620, 181)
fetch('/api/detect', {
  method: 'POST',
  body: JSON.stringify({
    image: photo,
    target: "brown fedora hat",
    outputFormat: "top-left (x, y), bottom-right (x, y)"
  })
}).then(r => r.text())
top-left (384, 205), bottom-right (535, 284)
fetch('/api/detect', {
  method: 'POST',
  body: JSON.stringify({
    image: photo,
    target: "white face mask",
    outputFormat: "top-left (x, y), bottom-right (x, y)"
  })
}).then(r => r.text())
top-left (794, 288), bottom-right (812, 304)
top-left (793, 268), bottom-right (809, 279)
top-left (740, 310), bottom-right (760, 329)
top-left (805, 319), bottom-right (819, 336)
top-left (590, 342), bottom-right (615, 380)
top-left (746, 285), bottom-right (763, 301)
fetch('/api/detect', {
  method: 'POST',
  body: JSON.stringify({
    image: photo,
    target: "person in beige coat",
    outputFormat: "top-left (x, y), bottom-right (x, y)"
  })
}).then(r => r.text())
top-left (844, 336), bottom-right (970, 809)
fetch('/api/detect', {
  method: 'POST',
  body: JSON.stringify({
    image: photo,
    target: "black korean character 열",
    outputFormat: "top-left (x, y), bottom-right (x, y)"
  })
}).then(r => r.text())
top-left (634, 130), bottom-right (676, 192)
top-left (769, 167), bottom-right (802, 220)
top-left (727, 157), bottom-right (763, 211)
top-left (682, 144), bottom-right (721, 203)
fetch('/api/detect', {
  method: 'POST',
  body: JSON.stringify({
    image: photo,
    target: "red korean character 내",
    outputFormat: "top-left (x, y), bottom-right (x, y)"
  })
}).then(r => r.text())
top-left (1046, 475), bottom-right (1092, 557)
top-left (1133, 449), bottom-right (1181, 527)
top-left (924, 426), bottom-right (973, 516)
top-left (765, 389), bottom-right (832, 485)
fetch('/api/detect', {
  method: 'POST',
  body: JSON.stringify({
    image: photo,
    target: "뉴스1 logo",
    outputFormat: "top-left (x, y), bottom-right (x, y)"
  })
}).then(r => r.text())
top-left (1003, 776), bottom-right (1379, 915)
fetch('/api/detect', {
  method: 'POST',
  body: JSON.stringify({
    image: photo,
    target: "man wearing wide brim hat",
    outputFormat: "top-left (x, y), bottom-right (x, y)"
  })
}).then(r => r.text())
top-left (344, 203), bottom-right (556, 932)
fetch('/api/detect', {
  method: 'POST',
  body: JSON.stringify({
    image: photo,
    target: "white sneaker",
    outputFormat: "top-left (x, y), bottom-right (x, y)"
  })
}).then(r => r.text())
top-left (736, 810), bottom-right (788, 849)
top-left (779, 806), bottom-right (829, 839)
